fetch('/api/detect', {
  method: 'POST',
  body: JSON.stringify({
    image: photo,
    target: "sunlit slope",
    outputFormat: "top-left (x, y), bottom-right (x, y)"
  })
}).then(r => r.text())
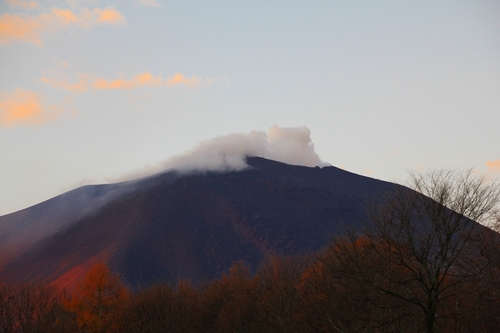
top-left (0, 183), bottom-right (135, 266)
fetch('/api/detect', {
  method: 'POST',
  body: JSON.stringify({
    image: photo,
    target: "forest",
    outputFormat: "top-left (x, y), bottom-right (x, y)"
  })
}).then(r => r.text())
top-left (1, 170), bottom-right (499, 333)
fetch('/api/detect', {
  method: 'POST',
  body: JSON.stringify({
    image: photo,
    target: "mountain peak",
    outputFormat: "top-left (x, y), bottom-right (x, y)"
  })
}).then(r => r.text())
top-left (0, 157), bottom-right (393, 289)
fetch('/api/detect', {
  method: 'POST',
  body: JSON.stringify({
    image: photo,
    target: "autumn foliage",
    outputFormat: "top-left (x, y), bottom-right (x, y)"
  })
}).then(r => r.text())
top-left (63, 262), bottom-right (129, 333)
top-left (0, 239), bottom-right (499, 333)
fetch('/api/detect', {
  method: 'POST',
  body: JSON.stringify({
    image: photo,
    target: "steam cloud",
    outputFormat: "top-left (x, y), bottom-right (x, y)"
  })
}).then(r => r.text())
top-left (166, 125), bottom-right (328, 171)
top-left (120, 125), bottom-right (329, 181)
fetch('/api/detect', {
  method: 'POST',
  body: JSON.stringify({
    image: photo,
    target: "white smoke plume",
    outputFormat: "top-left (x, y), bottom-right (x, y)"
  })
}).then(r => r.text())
top-left (119, 125), bottom-right (329, 181)
top-left (164, 125), bottom-right (328, 172)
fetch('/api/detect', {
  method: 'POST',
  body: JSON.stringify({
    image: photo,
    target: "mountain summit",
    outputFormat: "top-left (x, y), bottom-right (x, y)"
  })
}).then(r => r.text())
top-left (0, 157), bottom-right (396, 289)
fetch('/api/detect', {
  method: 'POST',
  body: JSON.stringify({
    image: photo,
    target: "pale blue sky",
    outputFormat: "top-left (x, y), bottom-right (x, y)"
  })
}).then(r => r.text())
top-left (1, 0), bottom-right (499, 216)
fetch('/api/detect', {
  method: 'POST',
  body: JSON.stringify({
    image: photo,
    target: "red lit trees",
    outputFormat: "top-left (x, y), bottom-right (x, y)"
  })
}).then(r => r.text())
top-left (64, 262), bottom-right (129, 333)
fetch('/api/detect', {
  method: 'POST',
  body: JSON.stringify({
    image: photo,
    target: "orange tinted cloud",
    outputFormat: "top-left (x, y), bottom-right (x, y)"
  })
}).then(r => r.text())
top-left (51, 8), bottom-right (80, 25)
top-left (94, 73), bottom-right (200, 89)
top-left (40, 76), bottom-right (89, 93)
top-left (7, 0), bottom-right (38, 9)
top-left (166, 73), bottom-right (201, 86)
top-left (51, 7), bottom-right (125, 28)
top-left (93, 72), bottom-right (163, 90)
top-left (486, 160), bottom-right (500, 172)
top-left (93, 7), bottom-right (125, 25)
top-left (0, 7), bottom-right (125, 45)
top-left (0, 13), bottom-right (45, 44)
top-left (50, 7), bottom-right (125, 28)
top-left (0, 88), bottom-right (61, 127)
top-left (42, 72), bottom-right (202, 92)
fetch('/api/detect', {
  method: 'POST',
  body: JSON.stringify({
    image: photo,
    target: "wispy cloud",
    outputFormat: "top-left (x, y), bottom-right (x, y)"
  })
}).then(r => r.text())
top-left (0, 6), bottom-right (125, 45)
top-left (49, 6), bottom-right (125, 28)
top-left (7, 0), bottom-right (39, 10)
top-left (41, 72), bottom-right (208, 92)
top-left (93, 72), bottom-right (200, 89)
top-left (133, 0), bottom-right (160, 8)
top-left (93, 72), bottom-right (164, 90)
top-left (165, 73), bottom-right (201, 86)
top-left (41, 74), bottom-right (90, 93)
top-left (486, 160), bottom-right (500, 173)
top-left (0, 88), bottom-right (62, 127)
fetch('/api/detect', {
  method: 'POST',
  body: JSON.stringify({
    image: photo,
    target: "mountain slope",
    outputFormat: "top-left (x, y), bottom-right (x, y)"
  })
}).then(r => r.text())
top-left (0, 157), bottom-right (396, 289)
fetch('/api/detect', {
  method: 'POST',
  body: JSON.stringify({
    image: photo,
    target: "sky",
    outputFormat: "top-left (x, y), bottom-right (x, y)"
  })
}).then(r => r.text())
top-left (1, 0), bottom-right (500, 216)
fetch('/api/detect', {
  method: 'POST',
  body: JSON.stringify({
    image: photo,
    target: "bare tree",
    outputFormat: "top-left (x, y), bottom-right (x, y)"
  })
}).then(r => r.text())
top-left (300, 234), bottom-right (419, 333)
top-left (201, 261), bottom-right (258, 333)
top-left (255, 256), bottom-right (306, 333)
top-left (0, 283), bottom-right (16, 333)
top-left (458, 211), bottom-right (500, 332)
top-left (119, 284), bottom-right (175, 333)
top-left (0, 283), bottom-right (72, 333)
top-left (364, 169), bottom-right (500, 333)
top-left (298, 239), bottom-right (379, 333)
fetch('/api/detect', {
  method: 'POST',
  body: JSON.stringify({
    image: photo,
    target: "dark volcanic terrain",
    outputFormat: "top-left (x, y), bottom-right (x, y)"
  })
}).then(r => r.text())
top-left (0, 157), bottom-right (397, 289)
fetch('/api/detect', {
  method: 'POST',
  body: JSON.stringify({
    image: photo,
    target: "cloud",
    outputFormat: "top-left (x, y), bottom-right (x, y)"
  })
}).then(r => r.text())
top-left (486, 160), bottom-right (500, 173)
top-left (7, 0), bottom-right (39, 9)
top-left (0, 6), bottom-right (125, 45)
top-left (42, 72), bottom-right (205, 92)
top-left (165, 73), bottom-right (201, 86)
top-left (93, 72), bottom-right (164, 90)
top-left (51, 6), bottom-right (125, 28)
top-left (40, 75), bottom-right (89, 93)
top-left (119, 126), bottom-right (329, 181)
top-left (169, 125), bottom-right (329, 172)
top-left (93, 72), bottom-right (200, 90)
top-left (133, 0), bottom-right (161, 7)
top-left (0, 13), bottom-right (46, 44)
top-left (264, 125), bottom-right (327, 167)
top-left (91, 7), bottom-right (126, 26)
top-left (0, 88), bottom-right (62, 127)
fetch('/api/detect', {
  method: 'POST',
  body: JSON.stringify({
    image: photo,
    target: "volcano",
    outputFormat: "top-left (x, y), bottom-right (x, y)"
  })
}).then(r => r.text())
top-left (0, 157), bottom-right (397, 289)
